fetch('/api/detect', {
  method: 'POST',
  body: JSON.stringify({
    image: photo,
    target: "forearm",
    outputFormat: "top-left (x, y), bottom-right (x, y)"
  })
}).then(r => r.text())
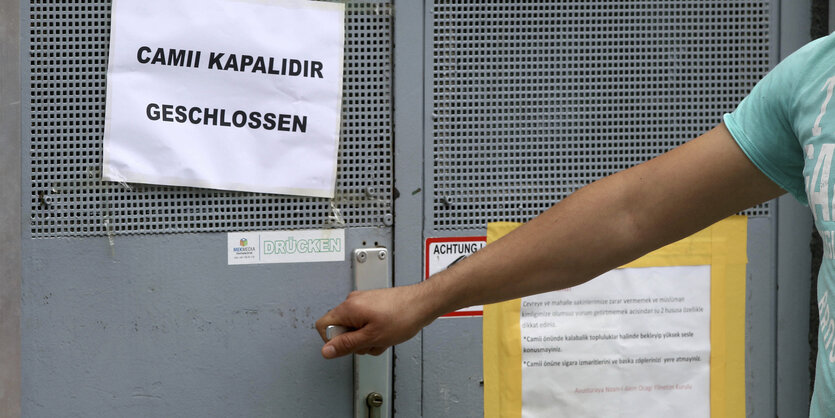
top-left (420, 170), bottom-right (662, 318)
top-left (420, 123), bottom-right (785, 318)
top-left (422, 181), bottom-right (649, 314)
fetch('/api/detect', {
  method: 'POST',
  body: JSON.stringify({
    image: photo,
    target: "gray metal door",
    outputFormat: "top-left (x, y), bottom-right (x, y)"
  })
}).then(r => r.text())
top-left (17, 1), bottom-right (393, 417)
top-left (399, 1), bottom-right (816, 417)
top-left (5, 0), bottom-right (823, 417)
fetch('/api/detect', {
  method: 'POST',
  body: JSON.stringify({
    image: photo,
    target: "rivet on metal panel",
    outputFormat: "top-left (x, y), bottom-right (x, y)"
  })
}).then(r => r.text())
top-left (356, 251), bottom-right (367, 263)
top-left (378, 250), bottom-right (387, 260)
top-left (442, 196), bottom-right (454, 206)
top-left (382, 213), bottom-right (393, 226)
top-left (365, 186), bottom-right (376, 197)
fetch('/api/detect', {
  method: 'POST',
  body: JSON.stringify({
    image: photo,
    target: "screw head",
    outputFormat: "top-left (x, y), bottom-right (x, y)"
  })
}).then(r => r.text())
top-left (356, 251), bottom-right (367, 263)
top-left (378, 250), bottom-right (387, 260)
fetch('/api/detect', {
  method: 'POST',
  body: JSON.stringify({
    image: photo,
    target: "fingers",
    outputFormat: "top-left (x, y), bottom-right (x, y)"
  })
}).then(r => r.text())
top-left (321, 327), bottom-right (375, 359)
top-left (314, 311), bottom-right (335, 342)
top-left (316, 293), bottom-right (373, 358)
top-left (316, 287), bottom-right (426, 359)
top-left (321, 338), bottom-right (388, 358)
top-left (315, 311), bottom-right (347, 342)
top-left (315, 293), bottom-right (360, 342)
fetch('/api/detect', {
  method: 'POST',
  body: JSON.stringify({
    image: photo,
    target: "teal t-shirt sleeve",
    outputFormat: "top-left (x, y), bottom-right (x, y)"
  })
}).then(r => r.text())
top-left (723, 55), bottom-right (808, 205)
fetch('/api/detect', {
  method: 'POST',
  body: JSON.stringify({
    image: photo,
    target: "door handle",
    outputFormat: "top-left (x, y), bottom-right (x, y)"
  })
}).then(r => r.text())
top-left (353, 248), bottom-right (392, 418)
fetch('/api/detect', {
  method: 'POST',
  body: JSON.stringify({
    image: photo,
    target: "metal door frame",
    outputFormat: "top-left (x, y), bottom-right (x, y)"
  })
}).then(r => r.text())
top-left (392, 1), bottom-right (426, 416)
top-left (0, 0), bottom-right (22, 415)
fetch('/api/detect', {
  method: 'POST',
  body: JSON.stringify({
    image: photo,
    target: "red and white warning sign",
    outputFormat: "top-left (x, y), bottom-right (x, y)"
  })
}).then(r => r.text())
top-left (425, 236), bottom-right (487, 317)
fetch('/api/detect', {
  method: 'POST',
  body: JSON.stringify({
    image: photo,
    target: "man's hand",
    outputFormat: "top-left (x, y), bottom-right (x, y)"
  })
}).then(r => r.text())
top-left (315, 283), bottom-right (440, 358)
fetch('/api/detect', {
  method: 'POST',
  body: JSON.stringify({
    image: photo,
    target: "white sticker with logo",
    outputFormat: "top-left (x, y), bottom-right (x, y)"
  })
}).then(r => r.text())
top-left (228, 229), bottom-right (345, 265)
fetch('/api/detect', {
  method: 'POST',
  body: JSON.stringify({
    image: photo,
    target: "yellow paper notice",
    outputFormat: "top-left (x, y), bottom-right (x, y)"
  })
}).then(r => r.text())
top-left (483, 216), bottom-right (747, 418)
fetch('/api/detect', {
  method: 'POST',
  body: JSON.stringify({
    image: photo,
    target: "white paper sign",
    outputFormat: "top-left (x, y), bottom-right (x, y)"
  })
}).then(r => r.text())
top-left (425, 237), bottom-right (486, 317)
top-left (103, 0), bottom-right (345, 198)
top-left (520, 266), bottom-right (711, 418)
top-left (228, 229), bottom-right (345, 265)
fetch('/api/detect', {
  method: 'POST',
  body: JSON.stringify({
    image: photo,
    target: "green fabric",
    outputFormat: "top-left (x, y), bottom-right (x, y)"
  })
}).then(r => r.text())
top-left (725, 32), bottom-right (835, 418)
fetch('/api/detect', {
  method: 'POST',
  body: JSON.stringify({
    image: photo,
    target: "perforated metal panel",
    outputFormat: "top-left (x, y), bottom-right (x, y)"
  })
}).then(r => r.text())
top-left (431, 1), bottom-right (773, 231)
top-left (26, 0), bottom-right (392, 238)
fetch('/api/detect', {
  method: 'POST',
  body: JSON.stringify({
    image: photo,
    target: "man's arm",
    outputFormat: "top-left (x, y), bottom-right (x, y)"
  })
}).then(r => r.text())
top-left (315, 122), bottom-right (787, 358)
